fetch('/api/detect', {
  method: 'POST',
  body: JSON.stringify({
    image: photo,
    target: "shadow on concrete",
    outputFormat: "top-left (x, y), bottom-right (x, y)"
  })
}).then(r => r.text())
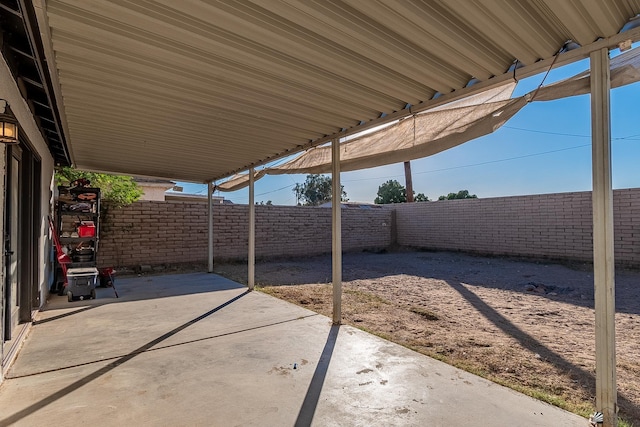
top-left (10, 311), bottom-right (319, 380)
top-left (33, 305), bottom-right (97, 325)
top-left (0, 290), bottom-right (250, 427)
top-left (112, 272), bottom-right (245, 301)
top-left (295, 324), bottom-right (340, 427)
top-left (40, 272), bottom-right (245, 314)
top-left (445, 279), bottom-right (639, 423)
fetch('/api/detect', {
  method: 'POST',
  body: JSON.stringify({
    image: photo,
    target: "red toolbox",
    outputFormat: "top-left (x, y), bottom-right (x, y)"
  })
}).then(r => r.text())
top-left (77, 221), bottom-right (96, 237)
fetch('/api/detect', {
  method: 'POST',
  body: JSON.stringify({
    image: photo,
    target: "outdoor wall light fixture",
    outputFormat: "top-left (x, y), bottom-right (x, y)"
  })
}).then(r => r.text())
top-left (0, 99), bottom-right (19, 144)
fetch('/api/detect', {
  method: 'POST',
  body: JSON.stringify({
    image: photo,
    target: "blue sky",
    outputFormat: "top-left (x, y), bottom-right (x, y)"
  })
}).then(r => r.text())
top-left (177, 50), bottom-right (640, 205)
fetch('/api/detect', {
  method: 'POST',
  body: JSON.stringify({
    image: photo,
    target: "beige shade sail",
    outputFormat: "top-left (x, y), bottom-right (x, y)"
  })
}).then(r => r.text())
top-left (217, 46), bottom-right (640, 192)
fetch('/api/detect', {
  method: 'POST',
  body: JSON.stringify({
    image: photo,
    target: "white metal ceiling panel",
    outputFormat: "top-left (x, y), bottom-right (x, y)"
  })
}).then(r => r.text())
top-left (34, 0), bottom-right (640, 182)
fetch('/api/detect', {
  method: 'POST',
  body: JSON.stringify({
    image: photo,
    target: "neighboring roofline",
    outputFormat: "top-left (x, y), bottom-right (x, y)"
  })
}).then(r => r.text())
top-left (165, 193), bottom-right (230, 203)
top-left (134, 177), bottom-right (175, 185)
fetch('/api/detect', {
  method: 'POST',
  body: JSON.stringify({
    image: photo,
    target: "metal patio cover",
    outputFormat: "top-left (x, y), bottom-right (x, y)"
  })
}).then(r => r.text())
top-left (34, 0), bottom-right (640, 183)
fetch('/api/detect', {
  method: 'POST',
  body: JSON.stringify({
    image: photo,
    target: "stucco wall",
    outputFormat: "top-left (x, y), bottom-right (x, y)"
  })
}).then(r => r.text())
top-left (394, 188), bottom-right (640, 266)
top-left (1, 53), bottom-right (57, 380)
top-left (98, 202), bottom-right (392, 268)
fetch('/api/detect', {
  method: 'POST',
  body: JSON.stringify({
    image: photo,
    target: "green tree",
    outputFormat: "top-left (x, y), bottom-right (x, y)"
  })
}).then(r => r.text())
top-left (375, 180), bottom-right (407, 204)
top-left (293, 174), bottom-right (347, 206)
top-left (374, 180), bottom-right (430, 204)
top-left (55, 167), bottom-right (142, 207)
top-left (438, 189), bottom-right (477, 201)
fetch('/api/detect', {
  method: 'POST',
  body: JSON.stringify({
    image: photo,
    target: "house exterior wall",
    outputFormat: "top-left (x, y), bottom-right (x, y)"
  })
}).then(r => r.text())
top-left (136, 181), bottom-right (176, 201)
top-left (138, 185), bottom-right (171, 201)
top-left (394, 189), bottom-right (640, 266)
top-left (98, 202), bottom-right (392, 268)
top-left (0, 54), bottom-right (56, 380)
top-left (39, 160), bottom-right (55, 305)
top-left (0, 128), bottom-right (5, 381)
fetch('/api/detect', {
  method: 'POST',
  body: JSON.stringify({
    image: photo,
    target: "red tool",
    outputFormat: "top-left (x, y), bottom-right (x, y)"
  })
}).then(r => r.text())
top-left (48, 216), bottom-right (72, 291)
top-left (99, 267), bottom-right (119, 298)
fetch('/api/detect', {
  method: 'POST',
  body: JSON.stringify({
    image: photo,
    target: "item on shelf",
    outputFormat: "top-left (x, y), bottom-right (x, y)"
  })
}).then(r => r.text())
top-left (69, 178), bottom-right (91, 189)
top-left (69, 202), bottom-right (91, 212)
top-left (76, 192), bottom-right (97, 201)
top-left (72, 244), bottom-right (94, 262)
top-left (72, 254), bottom-right (93, 262)
top-left (78, 221), bottom-right (96, 237)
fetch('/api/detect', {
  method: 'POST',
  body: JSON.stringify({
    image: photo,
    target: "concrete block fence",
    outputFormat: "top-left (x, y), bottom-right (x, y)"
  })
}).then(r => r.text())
top-left (97, 202), bottom-right (393, 268)
top-left (97, 188), bottom-right (640, 269)
top-left (394, 188), bottom-right (640, 266)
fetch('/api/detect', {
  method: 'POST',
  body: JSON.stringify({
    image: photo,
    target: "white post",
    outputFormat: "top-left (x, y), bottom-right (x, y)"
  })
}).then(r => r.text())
top-left (248, 168), bottom-right (255, 291)
top-left (331, 139), bottom-right (342, 325)
top-left (207, 181), bottom-right (214, 273)
top-left (590, 47), bottom-right (617, 427)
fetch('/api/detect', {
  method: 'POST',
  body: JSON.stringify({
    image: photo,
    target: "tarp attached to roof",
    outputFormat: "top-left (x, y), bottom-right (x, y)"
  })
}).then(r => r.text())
top-left (217, 48), bottom-right (640, 192)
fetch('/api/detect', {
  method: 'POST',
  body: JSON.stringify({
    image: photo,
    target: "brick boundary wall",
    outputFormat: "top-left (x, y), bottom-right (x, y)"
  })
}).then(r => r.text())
top-left (97, 202), bottom-right (392, 268)
top-left (97, 188), bottom-right (640, 269)
top-left (393, 188), bottom-right (640, 267)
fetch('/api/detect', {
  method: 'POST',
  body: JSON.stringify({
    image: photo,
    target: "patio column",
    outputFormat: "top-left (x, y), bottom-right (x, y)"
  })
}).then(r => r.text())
top-left (248, 168), bottom-right (255, 291)
top-left (590, 47), bottom-right (617, 427)
top-left (208, 181), bottom-right (214, 273)
top-left (331, 138), bottom-right (342, 325)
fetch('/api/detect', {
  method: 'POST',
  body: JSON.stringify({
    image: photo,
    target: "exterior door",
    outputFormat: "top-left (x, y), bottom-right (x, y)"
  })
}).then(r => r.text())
top-left (4, 145), bottom-right (21, 341)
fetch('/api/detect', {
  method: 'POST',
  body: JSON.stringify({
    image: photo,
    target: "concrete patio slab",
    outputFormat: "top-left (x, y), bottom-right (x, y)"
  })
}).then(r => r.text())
top-left (0, 273), bottom-right (587, 426)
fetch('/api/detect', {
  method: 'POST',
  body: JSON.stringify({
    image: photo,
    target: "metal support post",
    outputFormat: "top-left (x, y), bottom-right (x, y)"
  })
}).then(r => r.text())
top-left (332, 139), bottom-right (342, 325)
top-left (207, 181), bottom-right (214, 273)
top-left (590, 47), bottom-right (617, 427)
top-left (248, 168), bottom-right (255, 291)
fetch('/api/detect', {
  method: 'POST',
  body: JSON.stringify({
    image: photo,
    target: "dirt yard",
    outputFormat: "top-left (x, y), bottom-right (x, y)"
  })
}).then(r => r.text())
top-left (215, 250), bottom-right (640, 425)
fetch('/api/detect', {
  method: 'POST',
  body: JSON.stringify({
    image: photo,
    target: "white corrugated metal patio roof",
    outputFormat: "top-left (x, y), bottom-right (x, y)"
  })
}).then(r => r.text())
top-left (33, 0), bottom-right (640, 183)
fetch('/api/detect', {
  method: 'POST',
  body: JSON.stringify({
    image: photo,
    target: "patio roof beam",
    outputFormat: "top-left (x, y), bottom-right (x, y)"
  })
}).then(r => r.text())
top-left (590, 47), bottom-right (617, 427)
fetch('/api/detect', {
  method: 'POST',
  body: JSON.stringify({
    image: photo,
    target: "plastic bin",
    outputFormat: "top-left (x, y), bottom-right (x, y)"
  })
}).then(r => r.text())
top-left (77, 221), bottom-right (96, 237)
top-left (66, 267), bottom-right (98, 302)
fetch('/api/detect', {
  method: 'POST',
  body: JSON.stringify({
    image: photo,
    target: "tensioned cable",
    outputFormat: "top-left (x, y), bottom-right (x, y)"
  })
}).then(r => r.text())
top-left (225, 183), bottom-right (297, 202)
top-left (529, 51), bottom-right (561, 102)
top-left (504, 126), bottom-right (640, 140)
top-left (342, 144), bottom-right (590, 183)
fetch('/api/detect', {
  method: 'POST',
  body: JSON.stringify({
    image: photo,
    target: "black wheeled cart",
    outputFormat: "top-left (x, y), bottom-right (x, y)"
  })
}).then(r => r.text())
top-left (66, 267), bottom-right (98, 302)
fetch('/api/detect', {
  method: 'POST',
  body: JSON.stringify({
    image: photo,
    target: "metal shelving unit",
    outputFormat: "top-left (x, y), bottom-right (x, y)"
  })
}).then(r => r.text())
top-left (53, 186), bottom-right (101, 300)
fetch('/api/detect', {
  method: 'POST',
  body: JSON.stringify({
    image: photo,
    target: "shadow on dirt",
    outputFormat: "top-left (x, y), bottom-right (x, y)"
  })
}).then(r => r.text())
top-left (227, 250), bottom-right (640, 316)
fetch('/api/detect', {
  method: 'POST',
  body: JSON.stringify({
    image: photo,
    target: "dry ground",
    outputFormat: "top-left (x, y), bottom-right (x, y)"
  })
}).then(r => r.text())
top-left (215, 250), bottom-right (640, 425)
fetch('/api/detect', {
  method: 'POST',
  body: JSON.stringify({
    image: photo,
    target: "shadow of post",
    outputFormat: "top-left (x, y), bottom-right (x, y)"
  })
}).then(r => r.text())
top-left (445, 279), bottom-right (639, 423)
top-left (294, 324), bottom-right (340, 427)
top-left (33, 305), bottom-right (97, 325)
top-left (0, 290), bottom-right (249, 427)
